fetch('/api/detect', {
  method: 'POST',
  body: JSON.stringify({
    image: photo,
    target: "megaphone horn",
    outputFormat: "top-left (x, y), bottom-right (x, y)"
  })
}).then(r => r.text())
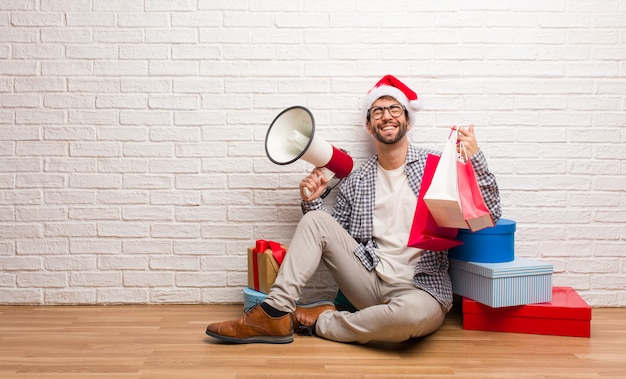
top-left (265, 106), bottom-right (353, 179)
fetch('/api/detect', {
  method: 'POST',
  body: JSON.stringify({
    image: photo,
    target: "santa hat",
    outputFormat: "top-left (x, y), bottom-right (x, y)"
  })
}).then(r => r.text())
top-left (362, 75), bottom-right (419, 125)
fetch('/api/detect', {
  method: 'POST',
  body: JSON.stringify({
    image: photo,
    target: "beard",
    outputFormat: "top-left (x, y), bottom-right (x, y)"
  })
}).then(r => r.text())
top-left (370, 120), bottom-right (409, 145)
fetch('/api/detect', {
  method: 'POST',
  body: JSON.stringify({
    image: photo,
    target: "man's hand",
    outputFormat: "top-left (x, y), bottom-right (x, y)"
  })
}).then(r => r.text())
top-left (457, 124), bottom-right (480, 160)
top-left (300, 168), bottom-right (329, 201)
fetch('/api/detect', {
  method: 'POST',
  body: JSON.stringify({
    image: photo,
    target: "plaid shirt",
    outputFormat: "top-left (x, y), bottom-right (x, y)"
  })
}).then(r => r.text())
top-left (302, 144), bottom-right (502, 310)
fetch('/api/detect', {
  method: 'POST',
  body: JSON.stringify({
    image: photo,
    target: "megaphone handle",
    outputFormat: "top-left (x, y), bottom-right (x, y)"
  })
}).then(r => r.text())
top-left (303, 168), bottom-right (334, 198)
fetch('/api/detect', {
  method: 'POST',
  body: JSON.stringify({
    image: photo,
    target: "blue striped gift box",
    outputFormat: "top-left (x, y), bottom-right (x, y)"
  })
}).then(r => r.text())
top-left (449, 257), bottom-right (553, 308)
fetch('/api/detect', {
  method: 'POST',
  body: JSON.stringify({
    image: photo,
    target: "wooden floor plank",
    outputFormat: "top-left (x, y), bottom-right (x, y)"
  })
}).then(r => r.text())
top-left (0, 305), bottom-right (624, 378)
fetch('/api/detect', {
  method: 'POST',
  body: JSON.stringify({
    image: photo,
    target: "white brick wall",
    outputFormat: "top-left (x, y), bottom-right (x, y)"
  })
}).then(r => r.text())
top-left (1, 1), bottom-right (624, 307)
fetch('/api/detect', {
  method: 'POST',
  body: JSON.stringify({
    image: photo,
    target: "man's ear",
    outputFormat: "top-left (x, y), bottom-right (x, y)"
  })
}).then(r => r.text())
top-left (365, 120), bottom-right (373, 135)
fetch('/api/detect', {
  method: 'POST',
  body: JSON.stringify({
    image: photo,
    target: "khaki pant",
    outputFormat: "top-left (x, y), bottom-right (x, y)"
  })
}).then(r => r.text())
top-left (265, 210), bottom-right (446, 344)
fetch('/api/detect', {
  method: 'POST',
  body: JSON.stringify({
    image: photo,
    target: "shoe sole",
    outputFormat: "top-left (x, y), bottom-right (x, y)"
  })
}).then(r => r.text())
top-left (205, 329), bottom-right (293, 344)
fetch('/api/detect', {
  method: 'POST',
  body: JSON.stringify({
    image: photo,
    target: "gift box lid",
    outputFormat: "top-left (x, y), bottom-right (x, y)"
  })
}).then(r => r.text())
top-left (458, 218), bottom-right (516, 235)
top-left (450, 257), bottom-right (553, 279)
top-left (463, 286), bottom-right (591, 320)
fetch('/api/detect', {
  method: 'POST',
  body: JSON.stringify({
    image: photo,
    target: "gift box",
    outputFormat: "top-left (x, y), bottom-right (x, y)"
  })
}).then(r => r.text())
top-left (449, 257), bottom-right (553, 308)
top-left (247, 240), bottom-right (286, 294)
top-left (448, 218), bottom-right (516, 263)
top-left (462, 286), bottom-right (592, 338)
top-left (243, 287), bottom-right (268, 309)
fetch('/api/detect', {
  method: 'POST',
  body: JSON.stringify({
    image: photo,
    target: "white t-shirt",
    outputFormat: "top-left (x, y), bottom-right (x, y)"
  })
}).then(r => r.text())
top-left (373, 162), bottom-right (424, 285)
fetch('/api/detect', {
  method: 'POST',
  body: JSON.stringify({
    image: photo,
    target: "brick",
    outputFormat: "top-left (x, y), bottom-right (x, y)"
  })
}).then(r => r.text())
top-left (173, 240), bottom-right (226, 255)
top-left (98, 191), bottom-right (150, 206)
top-left (0, 127), bottom-right (40, 141)
top-left (69, 78), bottom-right (120, 93)
top-left (98, 256), bottom-right (147, 270)
top-left (44, 190), bottom-right (96, 205)
top-left (92, 0), bottom-right (143, 12)
top-left (69, 142), bottom-right (122, 157)
top-left (97, 223), bottom-right (150, 238)
top-left (69, 207), bottom-right (120, 220)
top-left (122, 175), bottom-right (172, 189)
top-left (172, 12), bottom-right (221, 27)
top-left (12, 43), bottom-right (64, 59)
top-left (149, 158), bottom-right (200, 173)
top-left (121, 78), bottom-right (171, 93)
top-left (16, 110), bottom-right (65, 124)
top-left (97, 127), bottom-right (147, 142)
top-left (94, 61), bottom-right (148, 77)
top-left (118, 13), bottom-right (169, 28)
top-left (16, 142), bottom-right (66, 156)
top-left (45, 222), bottom-right (97, 238)
top-left (123, 240), bottom-right (172, 255)
top-left (45, 256), bottom-right (96, 271)
top-left (150, 288), bottom-right (201, 304)
top-left (0, 61), bottom-right (38, 75)
top-left (122, 206), bottom-right (172, 221)
top-left (70, 272), bottom-right (122, 287)
top-left (0, 189), bottom-right (42, 206)
top-left (97, 159), bottom-right (147, 174)
top-left (44, 94), bottom-right (96, 108)
top-left (119, 45), bottom-right (169, 60)
top-left (148, 95), bottom-right (199, 110)
top-left (200, 256), bottom-right (246, 271)
top-left (150, 256), bottom-right (200, 271)
top-left (175, 174), bottom-right (226, 189)
top-left (17, 272), bottom-right (66, 288)
top-left (149, 61), bottom-right (199, 76)
top-left (41, 28), bottom-right (92, 43)
top-left (0, 289), bottom-right (42, 304)
top-left (11, 12), bottom-right (64, 26)
top-left (97, 288), bottom-right (148, 304)
top-left (174, 206), bottom-right (226, 222)
top-left (44, 290), bottom-right (96, 304)
top-left (150, 223), bottom-right (200, 239)
top-left (123, 272), bottom-right (174, 287)
top-left (44, 158), bottom-right (97, 173)
top-left (176, 272), bottom-right (227, 287)
top-left (120, 111), bottom-right (172, 126)
top-left (66, 12), bottom-right (116, 27)
top-left (0, 257), bottom-right (42, 271)
top-left (16, 206), bottom-right (67, 221)
top-left (94, 30), bottom-right (143, 43)
top-left (175, 142), bottom-right (226, 157)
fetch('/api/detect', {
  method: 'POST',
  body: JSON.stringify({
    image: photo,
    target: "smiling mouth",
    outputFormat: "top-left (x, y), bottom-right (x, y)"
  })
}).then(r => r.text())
top-left (379, 124), bottom-right (397, 131)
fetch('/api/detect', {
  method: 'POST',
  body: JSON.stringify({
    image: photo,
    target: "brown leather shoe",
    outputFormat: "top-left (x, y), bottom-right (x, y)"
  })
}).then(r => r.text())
top-left (292, 301), bottom-right (336, 336)
top-left (205, 305), bottom-right (293, 344)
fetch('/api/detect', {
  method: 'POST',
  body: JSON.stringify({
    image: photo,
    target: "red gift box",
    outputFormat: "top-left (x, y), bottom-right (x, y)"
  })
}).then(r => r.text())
top-left (247, 240), bottom-right (286, 294)
top-left (462, 286), bottom-right (592, 338)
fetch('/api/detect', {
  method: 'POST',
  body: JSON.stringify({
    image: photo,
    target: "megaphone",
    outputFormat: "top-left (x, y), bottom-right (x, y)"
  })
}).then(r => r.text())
top-left (265, 106), bottom-right (354, 195)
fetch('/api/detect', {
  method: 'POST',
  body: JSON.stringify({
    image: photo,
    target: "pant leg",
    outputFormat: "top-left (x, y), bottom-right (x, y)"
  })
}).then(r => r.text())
top-left (316, 283), bottom-right (446, 344)
top-left (264, 210), bottom-right (379, 312)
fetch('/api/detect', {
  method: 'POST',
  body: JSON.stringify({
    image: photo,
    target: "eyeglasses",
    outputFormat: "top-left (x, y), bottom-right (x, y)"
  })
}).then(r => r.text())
top-left (368, 104), bottom-right (406, 120)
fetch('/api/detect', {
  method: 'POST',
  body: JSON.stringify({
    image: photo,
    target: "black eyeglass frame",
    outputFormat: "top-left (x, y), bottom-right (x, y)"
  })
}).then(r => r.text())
top-left (367, 104), bottom-right (407, 120)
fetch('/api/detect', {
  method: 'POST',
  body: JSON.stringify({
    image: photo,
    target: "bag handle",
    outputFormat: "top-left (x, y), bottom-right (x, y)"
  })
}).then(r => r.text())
top-left (449, 126), bottom-right (469, 163)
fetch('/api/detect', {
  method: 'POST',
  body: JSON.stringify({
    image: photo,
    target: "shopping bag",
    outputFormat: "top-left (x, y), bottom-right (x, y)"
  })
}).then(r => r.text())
top-left (423, 127), bottom-right (467, 229)
top-left (408, 154), bottom-right (463, 251)
top-left (457, 154), bottom-right (495, 232)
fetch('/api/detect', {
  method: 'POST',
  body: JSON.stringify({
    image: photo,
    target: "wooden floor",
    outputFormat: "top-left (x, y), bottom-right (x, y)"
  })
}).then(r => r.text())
top-left (0, 305), bottom-right (624, 379)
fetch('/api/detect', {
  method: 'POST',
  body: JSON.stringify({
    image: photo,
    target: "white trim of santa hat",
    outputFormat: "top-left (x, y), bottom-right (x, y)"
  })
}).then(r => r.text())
top-left (362, 75), bottom-right (419, 125)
